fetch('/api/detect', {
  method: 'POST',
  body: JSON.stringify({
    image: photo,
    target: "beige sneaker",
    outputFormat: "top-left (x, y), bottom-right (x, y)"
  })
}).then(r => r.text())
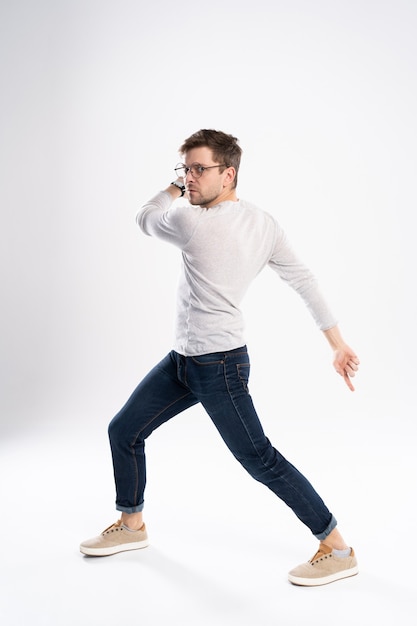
top-left (80, 520), bottom-right (149, 556)
top-left (288, 543), bottom-right (358, 586)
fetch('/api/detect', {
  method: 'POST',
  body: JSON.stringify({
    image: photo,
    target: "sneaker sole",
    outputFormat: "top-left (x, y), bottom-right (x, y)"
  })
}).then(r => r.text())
top-left (288, 565), bottom-right (359, 586)
top-left (80, 538), bottom-right (150, 557)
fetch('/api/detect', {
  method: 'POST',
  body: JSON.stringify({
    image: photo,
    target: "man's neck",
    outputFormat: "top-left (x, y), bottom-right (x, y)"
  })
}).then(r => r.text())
top-left (202, 188), bottom-right (238, 209)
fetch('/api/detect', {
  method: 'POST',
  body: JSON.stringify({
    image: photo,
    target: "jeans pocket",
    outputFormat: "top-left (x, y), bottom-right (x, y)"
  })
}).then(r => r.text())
top-left (190, 354), bottom-right (225, 366)
top-left (236, 363), bottom-right (250, 392)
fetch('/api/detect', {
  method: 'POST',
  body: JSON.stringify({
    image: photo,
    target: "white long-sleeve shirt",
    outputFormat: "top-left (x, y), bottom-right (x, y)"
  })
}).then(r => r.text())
top-left (137, 191), bottom-right (337, 356)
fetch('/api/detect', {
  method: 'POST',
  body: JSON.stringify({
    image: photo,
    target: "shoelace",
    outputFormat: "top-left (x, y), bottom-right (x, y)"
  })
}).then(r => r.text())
top-left (309, 543), bottom-right (332, 563)
top-left (102, 520), bottom-right (122, 534)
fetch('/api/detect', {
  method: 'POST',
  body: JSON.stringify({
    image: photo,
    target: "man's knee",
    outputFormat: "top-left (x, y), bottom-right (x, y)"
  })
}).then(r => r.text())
top-left (108, 412), bottom-right (124, 443)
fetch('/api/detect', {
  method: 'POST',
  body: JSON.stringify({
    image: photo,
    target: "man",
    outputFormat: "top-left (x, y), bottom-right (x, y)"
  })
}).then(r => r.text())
top-left (80, 129), bottom-right (360, 587)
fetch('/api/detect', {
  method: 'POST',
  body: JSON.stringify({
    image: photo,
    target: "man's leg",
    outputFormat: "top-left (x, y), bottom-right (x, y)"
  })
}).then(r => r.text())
top-left (108, 351), bottom-right (197, 516)
top-left (185, 346), bottom-right (357, 585)
top-left (80, 351), bottom-right (198, 555)
top-left (186, 347), bottom-right (334, 537)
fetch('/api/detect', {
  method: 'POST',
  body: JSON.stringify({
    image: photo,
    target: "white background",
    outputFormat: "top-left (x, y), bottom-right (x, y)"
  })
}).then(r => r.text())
top-left (1, 1), bottom-right (416, 624)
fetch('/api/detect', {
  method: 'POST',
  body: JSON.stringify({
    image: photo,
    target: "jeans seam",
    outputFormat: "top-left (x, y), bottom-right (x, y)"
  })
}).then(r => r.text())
top-left (223, 363), bottom-right (328, 532)
top-left (129, 391), bottom-right (193, 445)
top-left (128, 390), bottom-right (193, 506)
top-left (223, 362), bottom-right (261, 459)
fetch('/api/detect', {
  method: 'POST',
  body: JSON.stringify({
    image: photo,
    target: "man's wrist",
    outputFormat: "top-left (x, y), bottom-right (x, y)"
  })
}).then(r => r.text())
top-left (170, 180), bottom-right (186, 196)
top-left (323, 325), bottom-right (345, 350)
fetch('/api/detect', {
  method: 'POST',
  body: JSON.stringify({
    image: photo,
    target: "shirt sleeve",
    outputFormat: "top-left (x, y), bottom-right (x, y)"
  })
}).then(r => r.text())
top-left (268, 222), bottom-right (338, 330)
top-left (136, 191), bottom-right (198, 248)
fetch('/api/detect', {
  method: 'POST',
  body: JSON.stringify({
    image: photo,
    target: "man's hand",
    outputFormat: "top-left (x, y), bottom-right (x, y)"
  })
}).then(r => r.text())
top-left (333, 348), bottom-right (360, 391)
top-left (322, 326), bottom-right (360, 391)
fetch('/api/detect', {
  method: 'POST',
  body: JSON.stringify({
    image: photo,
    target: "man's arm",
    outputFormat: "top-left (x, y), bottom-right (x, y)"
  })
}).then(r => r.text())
top-left (164, 180), bottom-right (184, 201)
top-left (323, 325), bottom-right (360, 391)
top-left (136, 179), bottom-right (190, 245)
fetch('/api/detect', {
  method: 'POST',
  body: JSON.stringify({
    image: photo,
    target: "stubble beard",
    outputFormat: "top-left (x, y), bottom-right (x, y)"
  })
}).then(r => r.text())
top-left (187, 189), bottom-right (219, 208)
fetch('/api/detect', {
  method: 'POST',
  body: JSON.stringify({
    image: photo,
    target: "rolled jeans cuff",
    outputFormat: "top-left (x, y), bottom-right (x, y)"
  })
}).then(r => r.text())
top-left (116, 503), bottom-right (144, 514)
top-left (314, 514), bottom-right (337, 540)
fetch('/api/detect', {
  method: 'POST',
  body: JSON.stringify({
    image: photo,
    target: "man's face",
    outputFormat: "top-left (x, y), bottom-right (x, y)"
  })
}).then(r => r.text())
top-left (182, 146), bottom-right (233, 208)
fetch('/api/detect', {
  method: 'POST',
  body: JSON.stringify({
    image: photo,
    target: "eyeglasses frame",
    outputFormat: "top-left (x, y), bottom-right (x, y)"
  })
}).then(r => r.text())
top-left (174, 162), bottom-right (228, 179)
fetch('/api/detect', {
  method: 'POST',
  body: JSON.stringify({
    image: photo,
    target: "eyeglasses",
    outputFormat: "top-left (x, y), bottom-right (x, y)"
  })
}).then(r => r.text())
top-left (174, 162), bottom-right (227, 179)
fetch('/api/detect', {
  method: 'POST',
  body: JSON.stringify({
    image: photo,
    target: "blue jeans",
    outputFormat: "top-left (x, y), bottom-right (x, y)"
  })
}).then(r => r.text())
top-left (108, 346), bottom-right (337, 540)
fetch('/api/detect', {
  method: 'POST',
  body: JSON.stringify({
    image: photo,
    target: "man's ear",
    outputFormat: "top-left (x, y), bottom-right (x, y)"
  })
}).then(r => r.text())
top-left (224, 166), bottom-right (236, 186)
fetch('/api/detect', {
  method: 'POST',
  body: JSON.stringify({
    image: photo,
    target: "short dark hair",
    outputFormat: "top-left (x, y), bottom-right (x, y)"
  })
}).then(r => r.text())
top-left (179, 129), bottom-right (242, 188)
